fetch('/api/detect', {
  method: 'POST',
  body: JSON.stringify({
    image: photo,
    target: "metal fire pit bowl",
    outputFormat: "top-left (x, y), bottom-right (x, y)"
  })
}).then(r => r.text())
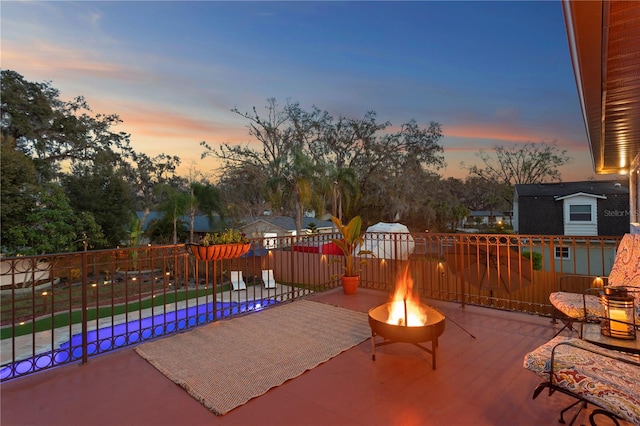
top-left (368, 302), bottom-right (446, 369)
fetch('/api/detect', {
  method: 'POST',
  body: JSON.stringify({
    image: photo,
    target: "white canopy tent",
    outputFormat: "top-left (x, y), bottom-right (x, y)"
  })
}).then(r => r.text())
top-left (360, 222), bottom-right (415, 260)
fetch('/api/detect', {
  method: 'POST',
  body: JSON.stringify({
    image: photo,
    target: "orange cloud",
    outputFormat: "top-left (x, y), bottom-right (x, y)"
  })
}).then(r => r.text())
top-left (89, 100), bottom-right (248, 143)
top-left (445, 124), bottom-right (535, 142)
top-left (442, 121), bottom-right (587, 152)
top-left (2, 40), bottom-right (147, 82)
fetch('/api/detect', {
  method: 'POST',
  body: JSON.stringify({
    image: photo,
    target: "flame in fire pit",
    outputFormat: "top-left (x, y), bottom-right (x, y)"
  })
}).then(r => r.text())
top-left (387, 265), bottom-right (427, 326)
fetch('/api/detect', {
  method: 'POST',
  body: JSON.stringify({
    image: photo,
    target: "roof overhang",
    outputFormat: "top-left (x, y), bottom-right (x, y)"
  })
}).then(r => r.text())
top-left (562, 0), bottom-right (640, 175)
top-left (554, 192), bottom-right (607, 201)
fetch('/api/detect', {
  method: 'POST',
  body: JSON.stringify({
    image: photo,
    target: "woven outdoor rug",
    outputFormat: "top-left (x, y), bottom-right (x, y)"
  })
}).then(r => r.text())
top-left (134, 299), bottom-right (370, 415)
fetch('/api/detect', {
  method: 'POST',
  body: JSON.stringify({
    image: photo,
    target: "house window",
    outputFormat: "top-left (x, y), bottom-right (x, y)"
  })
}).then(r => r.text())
top-left (569, 204), bottom-right (592, 221)
top-left (554, 247), bottom-right (570, 260)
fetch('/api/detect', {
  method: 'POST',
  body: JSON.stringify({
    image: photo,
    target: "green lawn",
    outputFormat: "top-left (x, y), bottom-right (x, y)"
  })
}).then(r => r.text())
top-left (1, 286), bottom-right (225, 340)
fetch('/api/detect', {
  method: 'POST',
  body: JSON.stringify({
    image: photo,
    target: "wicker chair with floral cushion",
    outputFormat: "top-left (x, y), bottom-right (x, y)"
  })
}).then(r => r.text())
top-left (549, 234), bottom-right (640, 337)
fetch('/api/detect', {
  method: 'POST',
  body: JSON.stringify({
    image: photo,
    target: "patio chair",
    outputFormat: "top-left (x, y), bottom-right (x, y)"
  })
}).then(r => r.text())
top-left (230, 271), bottom-right (246, 291)
top-left (549, 277), bottom-right (605, 337)
top-left (549, 233), bottom-right (640, 337)
top-left (262, 269), bottom-right (277, 289)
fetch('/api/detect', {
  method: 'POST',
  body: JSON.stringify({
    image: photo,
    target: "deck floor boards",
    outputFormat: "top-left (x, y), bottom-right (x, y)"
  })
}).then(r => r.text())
top-left (1, 288), bottom-right (622, 426)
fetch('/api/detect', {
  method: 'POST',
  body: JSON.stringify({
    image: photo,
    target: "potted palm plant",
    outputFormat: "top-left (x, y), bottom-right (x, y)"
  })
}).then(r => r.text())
top-left (329, 215), bottom-right (373, 294)
top-left (185, 229), bottom-right (250, 261)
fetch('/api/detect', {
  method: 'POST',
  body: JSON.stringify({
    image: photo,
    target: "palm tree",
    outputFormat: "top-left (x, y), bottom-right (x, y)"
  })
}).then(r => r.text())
top-left (189, 182), bottom-right (223, 242)
top-left (331, 167), bottom-right (359, 221)
top-left (265, 146), bottom-right (317, 235)
top-left (287, 148), bottom-right (315, 235)
top-left (155, 184), bottom-right (190, 244)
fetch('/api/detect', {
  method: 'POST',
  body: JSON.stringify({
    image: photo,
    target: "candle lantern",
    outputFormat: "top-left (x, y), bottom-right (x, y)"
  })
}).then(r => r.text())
top-left (598, 287), bottom-right (636, 340)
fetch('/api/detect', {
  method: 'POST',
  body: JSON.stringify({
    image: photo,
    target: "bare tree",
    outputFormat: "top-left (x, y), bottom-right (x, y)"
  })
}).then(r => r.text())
top-left (466, 141), bottom-right (571, 186)
top-left (201, 99), bottom-right (318, 233)
top-left (201, 98), bottom-right (445, 229)
top-left (465, 141), bottom-right (571, 211)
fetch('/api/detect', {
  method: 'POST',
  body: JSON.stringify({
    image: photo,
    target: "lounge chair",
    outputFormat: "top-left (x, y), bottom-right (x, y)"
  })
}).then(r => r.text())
top-left (230, 271), bottom-right (246, 291)
top-left (524, 335), bottom-right (640, 425)
top-left (262, 270), bottom-right (277, 289)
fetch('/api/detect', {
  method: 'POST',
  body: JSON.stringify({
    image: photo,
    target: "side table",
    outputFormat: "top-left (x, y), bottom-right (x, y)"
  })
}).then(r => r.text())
top-left (581, 322), bottom-right (640, 355)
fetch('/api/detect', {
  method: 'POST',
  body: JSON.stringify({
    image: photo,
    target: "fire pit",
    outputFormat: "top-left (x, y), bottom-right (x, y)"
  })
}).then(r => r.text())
top-left (368, 302), bottom-right (445, 369)
top-left (368, 265), bottom-right (446, 369)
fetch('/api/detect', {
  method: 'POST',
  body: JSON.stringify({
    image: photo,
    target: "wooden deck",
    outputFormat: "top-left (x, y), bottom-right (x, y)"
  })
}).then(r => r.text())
top-left (1, 288), bottom-right (622, 426)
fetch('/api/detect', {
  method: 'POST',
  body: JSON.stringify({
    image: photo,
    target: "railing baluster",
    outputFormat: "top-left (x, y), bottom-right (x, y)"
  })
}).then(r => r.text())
top-left (81, 250), bottom-right (88, 365)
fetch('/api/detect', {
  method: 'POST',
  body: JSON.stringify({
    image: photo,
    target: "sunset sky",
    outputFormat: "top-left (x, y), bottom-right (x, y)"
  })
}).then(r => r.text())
top-left (1, 1), bottom-right (608, 182)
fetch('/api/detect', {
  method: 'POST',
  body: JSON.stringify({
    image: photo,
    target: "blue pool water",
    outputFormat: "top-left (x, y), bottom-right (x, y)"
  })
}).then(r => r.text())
top-left (1, 298), bottom-right (277, 380)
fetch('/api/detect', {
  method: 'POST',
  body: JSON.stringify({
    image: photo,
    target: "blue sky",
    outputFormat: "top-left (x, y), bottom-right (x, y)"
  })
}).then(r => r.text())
top-left (1, 1), bottom-right (600, 181)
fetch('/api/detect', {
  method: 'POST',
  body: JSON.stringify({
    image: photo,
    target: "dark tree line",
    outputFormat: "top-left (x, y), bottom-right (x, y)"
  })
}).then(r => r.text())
top-left (2, 71), bottom-right (571, 255)
top-left (202, 98), bottom-right (570, 233)
top-left (1, 70), bottom-right (223, 254)
top-left (201, 98), bottom-right (454, 233)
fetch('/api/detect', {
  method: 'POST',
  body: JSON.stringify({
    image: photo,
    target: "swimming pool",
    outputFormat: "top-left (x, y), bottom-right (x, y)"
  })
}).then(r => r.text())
top-left (1, 298), bottom-right (278, 380)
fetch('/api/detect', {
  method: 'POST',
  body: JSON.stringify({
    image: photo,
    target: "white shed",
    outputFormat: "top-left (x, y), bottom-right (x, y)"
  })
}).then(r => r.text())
top-left (360, 222), bottom-right (415, 260)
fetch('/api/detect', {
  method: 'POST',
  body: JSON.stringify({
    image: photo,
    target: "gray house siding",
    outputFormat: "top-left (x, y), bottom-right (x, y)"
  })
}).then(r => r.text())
top-left (514, 180), bottom-right (629, 236)
top-left (516, 196), bottom-right (564, 235)
top-left (597, 192), bottom-right (631, 235)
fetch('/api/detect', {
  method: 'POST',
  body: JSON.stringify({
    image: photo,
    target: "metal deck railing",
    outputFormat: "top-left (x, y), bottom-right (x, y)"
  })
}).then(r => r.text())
top-left (0, 232), bottom-right (622, 381)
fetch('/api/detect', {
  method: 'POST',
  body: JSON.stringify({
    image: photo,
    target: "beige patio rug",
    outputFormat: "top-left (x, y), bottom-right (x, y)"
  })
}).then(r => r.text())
top-left (134, 299), bottom-right (370, 415)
